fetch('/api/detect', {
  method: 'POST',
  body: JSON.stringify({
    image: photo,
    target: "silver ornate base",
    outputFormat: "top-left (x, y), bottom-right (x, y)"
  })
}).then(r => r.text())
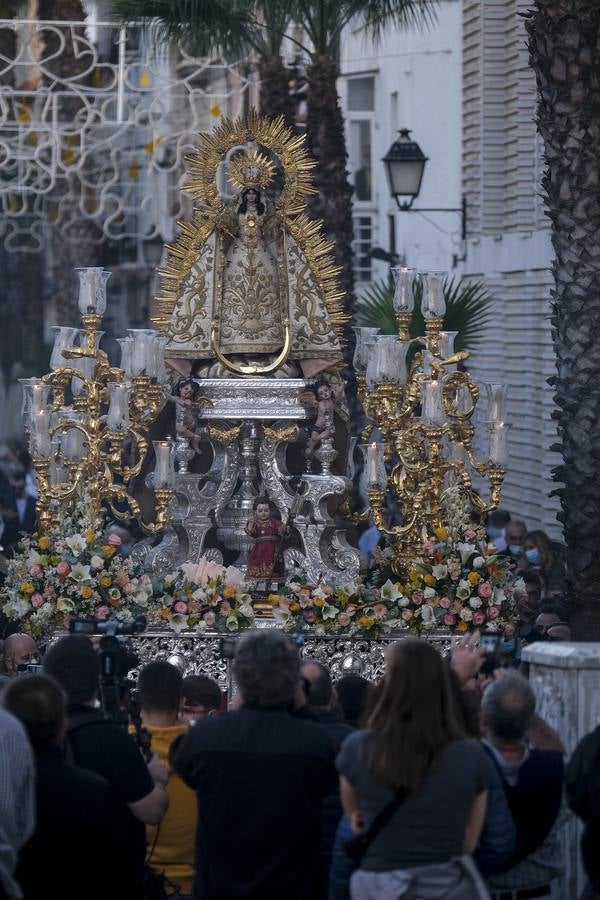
top-left (136, 378), bottom-right (364, 582)
top-left (127, 624), bottom-right (452, 694)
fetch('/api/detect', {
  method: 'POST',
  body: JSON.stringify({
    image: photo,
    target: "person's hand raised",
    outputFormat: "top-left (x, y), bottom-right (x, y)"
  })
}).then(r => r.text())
top-left (450, 630), bottom-right (486, 686)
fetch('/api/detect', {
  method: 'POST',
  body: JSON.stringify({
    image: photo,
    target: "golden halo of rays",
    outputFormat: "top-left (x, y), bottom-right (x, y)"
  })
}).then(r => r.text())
top-left (152, 111), bottom-right (349, 350)
top-left (227, 148), bottom-right (276, 193)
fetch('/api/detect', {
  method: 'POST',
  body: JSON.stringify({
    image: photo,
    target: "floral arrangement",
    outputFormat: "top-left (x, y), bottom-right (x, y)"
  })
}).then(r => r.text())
top-left (148, 559), bottom-right (255, 634)
top-left (270, 489), bottom-right (522, 638)
top-left (269, 578), bottom-right (390, 637)
top-left (1, 496), bottom-right (153, 636)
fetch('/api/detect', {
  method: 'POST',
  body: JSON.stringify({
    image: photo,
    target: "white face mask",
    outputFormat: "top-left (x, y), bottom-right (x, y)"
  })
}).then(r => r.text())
top-left (508, 543), bottom-right (524, 556)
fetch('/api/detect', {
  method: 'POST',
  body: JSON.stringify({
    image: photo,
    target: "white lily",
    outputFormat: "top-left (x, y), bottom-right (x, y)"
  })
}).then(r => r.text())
top-left (380, 579), bottom-right (403, 603)
top-left (70, 564), bottom-right (91, 583)
top-left (432, 564), bottom-right (448, 580)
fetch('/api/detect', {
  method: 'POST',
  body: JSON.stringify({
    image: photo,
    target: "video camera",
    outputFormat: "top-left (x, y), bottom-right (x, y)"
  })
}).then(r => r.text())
top-left (70, 615), bottom-right (147, 637)
top-left (69, 616), bottom-right (146, 727)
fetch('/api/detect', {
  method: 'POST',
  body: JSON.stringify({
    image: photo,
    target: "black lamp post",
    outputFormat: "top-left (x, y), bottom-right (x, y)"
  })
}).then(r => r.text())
top-left (382, 129), bottom-right (467, 266)
top-left (382, 129), bottom-right (428, 210)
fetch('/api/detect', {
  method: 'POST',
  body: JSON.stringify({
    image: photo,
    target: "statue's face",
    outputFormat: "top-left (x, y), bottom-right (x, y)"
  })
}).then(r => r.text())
top-left (255, 503), bottom-right (270, 522)
top-left (180, 383), bottom-right (194, 400)
top-left (317, 384), bottom-right (332, 400)
top-left (246, 189), bottom-right (258, 203)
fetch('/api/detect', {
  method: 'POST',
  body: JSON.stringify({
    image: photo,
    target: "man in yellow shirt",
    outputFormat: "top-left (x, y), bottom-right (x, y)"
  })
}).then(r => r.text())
top-left (135, 661), bottom-right (198, 898)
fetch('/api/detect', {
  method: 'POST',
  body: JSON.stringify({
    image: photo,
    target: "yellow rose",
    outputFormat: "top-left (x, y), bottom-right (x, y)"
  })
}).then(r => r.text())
top-left (81, 586), bottom-right (93, 599)
top-left (85, 529), bottom-right (95, 544)
top-left (423, 574), bottom-right (437, 587)
top-left (313, 597), bottom-right (325, 608)
top-left (358, 615), bottom-right (375, 629)
top-left (268, 593), bottom-right (281, 604)
top-left (289, 601), bottom-right (301, 613)
top-left (102, 545), bottom-right (116, 557)
top-left (160, 607), bottom-right (171, 620)
top-left (20, 581), bottom-right (34, 595)
top-left (38, 536), bottom-right (50, 550)
top-left (223, 585), bottom-right (237, 599)
top-left (99, 575), bottom-right (112, 588)
top-left (434, 527), bottom-right (448, 541)
top-left (467, 572), bottom-right (480, 585)
top-left (457, 620), bottom-right (469, 633)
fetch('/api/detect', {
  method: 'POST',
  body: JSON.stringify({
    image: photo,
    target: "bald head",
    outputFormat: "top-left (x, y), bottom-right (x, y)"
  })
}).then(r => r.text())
top-left (2, 634), bottom-right (38, 675)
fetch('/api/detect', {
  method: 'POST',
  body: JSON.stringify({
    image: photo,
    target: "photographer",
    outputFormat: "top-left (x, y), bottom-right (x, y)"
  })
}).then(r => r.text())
top-left (44, 635), bottom-right (169, 900)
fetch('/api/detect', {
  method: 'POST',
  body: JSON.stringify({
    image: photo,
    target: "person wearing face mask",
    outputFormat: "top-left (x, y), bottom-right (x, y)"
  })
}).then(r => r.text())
top-left (504, 519), bottom-right (528, 562)
top-left (523, 530), bottom-right (567, 594)
top-left (486, 509), bottom-right (511, 553)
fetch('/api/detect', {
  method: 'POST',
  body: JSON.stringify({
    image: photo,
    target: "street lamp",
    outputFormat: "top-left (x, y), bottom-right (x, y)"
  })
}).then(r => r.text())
top-left (382, 129), bottom-right (428, 210)
top-left (382, 129), bottom-right (467, 266)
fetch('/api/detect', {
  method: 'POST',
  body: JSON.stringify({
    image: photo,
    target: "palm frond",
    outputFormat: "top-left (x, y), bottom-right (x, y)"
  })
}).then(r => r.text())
top-left (110, 0), bottom-right (254, 57)
top-left (355, 276), bottom-right (492, 352)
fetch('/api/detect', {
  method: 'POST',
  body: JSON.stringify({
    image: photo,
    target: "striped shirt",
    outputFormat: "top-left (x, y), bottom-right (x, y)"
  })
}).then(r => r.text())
top-left (0, 709), bottom-right (35, 899)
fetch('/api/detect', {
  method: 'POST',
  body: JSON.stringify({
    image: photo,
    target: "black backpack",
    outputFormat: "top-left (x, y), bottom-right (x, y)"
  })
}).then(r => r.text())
top-left (483, 744), bottom-right (564, 867)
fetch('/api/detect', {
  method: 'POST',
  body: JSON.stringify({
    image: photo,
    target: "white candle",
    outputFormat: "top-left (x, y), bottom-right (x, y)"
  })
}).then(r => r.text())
top-left (32, 409), bottom-right (51, 459)
top-left (367, 442), bottom-right (378, 485)
top-left (153, 441), bottom-right (172, 488)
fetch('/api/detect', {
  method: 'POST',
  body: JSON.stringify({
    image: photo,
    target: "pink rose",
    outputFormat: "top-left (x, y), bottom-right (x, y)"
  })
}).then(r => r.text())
top-left (174, 601), bottom-right (188, 614)
top-left (439, 596), bottom-right (451, 609)
top-left (412, 591), bottom-right (424, 606)
top-left (31, 592), bottom-right (45, 608)
top-left (203, 611), bottom-right (216, 626)
top-left (56, 561), bottom-right (71, 577)
top-left (422, 541), bottom-right (436, 554)
top-left (219, 600), bottom-right (232, 616)
top-left (29, 564), bottom-right (43, 578)
top-left (116, 573), bottom-right (129, 588)
top-left (443, 613), bottom-right (457, 626)
top-left (477, 582), bottom-right (493, 599)
top-left (305, 610), bottom-right (316, 623)
top-left (107, 533), bottom-right (122, 548)
top-left (338, 612), bottom-right (351, 627)
top-left (464, 529), bottom-right (478, 542)
top-left (123, 581), bottom-right (134, 595)
top-left (473, 611), bottom-right (486, 626)
top-left (487, 606), bottom-right (499, 620)
top-left (373, 603), bottom-right (388, 619)
top-left (96, 605), bottom-right (109, 619)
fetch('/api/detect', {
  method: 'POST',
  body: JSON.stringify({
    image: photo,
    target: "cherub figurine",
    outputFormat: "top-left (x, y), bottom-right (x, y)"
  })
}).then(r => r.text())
top-left (245, 496), bottom-right (286, 581)
top-left (172, 378), bottom-right (211, 454)
top-left (304, 380), bottom-right (335, 461)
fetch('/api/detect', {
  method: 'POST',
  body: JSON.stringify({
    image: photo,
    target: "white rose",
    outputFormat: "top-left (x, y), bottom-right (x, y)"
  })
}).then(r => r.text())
top-left (469, 595), bottom-right (482, 609)
top-left (90, 555), bottom-right (104, 571)
top-left (493, 588), bottom-right (506, 606)
top-left (432, 564), bottom-right (448, 580)
top-left (423, 586), bottom-right (437, 600)
top-left (472, 556), bottom-right (485, 570)
top-left (459, 607), bottom-right (473, 622)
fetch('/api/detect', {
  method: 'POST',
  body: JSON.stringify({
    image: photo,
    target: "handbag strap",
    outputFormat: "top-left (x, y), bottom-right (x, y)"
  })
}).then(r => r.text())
top-left (359, 788), bottom-right (408, 852)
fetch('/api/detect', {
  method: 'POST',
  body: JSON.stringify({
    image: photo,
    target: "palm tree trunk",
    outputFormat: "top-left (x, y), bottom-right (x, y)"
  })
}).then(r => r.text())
top-left (305, 53), bottom-right (355, 346)
top-left (259, 54), bottom-right (295, 127)
top-left (526, 1), bottom-right (600, 637)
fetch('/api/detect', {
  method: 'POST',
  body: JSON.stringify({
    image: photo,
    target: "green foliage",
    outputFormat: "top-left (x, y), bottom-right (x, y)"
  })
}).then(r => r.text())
top-left (354, 276), bottom-right (492, 352)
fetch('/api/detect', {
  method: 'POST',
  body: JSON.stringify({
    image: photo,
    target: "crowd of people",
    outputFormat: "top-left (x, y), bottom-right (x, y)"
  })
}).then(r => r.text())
top-left (1, 628), bottom-right (600, 900)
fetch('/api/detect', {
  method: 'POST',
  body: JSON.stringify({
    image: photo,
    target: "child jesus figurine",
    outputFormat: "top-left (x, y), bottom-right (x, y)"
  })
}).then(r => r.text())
top-left (245, 497), bottom-right (285, 580)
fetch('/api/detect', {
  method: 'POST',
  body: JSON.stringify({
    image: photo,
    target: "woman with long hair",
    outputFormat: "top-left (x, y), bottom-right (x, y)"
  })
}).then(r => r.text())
top-left (523, 529), bottom-right (566, 594)
top-left (337, 639), bottom-right (493, 899)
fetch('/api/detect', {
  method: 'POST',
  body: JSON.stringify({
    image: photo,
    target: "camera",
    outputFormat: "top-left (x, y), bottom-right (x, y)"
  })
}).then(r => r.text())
top-left (70, 615), bottom-right (147, 637)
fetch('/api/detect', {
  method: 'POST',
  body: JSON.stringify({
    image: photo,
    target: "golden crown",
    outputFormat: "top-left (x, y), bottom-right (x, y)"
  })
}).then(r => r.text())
top-left (227, 149), bottom-right (275, 192)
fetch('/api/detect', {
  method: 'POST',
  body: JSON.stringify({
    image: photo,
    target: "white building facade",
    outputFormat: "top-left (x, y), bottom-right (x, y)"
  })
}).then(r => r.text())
top-left (340, 0), bottom-right (562, 538)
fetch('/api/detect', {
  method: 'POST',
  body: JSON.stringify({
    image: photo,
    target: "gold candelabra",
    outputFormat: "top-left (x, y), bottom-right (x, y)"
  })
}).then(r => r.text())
top-left (353, 269), bottom-right (508, 577)
top-left (22, 267), bottom-right (174, 534)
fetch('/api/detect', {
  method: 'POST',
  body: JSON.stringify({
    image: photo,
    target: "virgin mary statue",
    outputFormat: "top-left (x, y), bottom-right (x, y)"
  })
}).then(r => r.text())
top-left (152, 114), bottom-right (347, 379)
